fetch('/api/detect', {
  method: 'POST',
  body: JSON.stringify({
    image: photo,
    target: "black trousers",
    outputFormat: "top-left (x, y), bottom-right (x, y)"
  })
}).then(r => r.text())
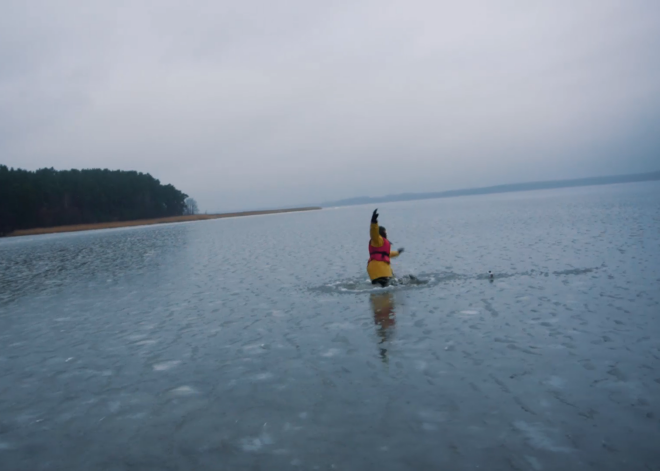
top-left (372, 277), bottom-right (392, 287)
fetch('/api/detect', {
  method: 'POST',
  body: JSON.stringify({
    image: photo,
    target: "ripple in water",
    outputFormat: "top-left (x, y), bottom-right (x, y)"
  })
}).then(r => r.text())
top-left (313, 272), bottom-right (464, 294)
top-left (317, 267), bottom-right (602, 294)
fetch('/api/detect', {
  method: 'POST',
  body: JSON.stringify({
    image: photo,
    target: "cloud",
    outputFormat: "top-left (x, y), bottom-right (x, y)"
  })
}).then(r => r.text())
top-left (2, 0), bottom-right (659, 210)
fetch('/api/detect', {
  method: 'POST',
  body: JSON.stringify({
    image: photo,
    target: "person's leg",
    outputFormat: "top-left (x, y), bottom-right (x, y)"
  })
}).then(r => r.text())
top-left (372, 277), bottom-right (391, 287)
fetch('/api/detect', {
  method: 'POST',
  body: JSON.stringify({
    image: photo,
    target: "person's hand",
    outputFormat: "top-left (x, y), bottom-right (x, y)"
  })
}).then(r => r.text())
top-left (397, 247), bottom-right (405, 254)
top-left (371, 208), bottom-right (379, 224)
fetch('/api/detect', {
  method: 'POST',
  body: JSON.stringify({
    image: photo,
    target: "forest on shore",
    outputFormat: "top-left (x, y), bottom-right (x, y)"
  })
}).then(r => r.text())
top-left (0, 165), bottom-right (188, 235)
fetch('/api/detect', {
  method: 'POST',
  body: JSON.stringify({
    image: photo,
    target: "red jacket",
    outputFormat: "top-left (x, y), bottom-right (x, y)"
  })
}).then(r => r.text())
top-left (369, 237), bottom-right (391, 264)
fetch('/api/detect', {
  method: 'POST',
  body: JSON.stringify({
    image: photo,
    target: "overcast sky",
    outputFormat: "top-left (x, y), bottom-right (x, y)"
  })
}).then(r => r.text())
top-left (2, 1), bottom-right (659, 211)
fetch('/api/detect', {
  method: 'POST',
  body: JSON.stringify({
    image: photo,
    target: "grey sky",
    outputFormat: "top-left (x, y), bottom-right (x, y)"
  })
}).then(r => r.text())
top-left (2, 0), bottom-right (659, 211)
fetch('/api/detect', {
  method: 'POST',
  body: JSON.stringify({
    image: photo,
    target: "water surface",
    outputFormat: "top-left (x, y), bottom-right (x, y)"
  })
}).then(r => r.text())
top-left (1, 182), bottom-right (659, 470)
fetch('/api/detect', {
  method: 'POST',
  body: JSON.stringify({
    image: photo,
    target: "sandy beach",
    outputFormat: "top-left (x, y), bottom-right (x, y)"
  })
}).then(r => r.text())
top-left (5, 207), bottom-right (321, 237)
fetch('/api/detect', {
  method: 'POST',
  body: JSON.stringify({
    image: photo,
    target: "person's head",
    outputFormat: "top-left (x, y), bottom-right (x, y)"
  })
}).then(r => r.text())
top-left (379, 226), bottom-right (387, 239)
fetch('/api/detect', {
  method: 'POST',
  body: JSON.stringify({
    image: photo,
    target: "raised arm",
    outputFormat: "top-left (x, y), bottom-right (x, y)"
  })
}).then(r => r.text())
top-left (370, 209), bottom-right (383, 247)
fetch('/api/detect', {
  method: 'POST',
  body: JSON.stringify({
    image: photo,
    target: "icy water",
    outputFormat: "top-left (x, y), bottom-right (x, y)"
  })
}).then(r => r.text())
top-left (1, 182), bottom-right (660, 471)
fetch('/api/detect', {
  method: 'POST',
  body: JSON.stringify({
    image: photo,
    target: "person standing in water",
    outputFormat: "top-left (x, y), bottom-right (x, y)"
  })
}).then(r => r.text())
top-left (368, 209), bottom-right (404, 287)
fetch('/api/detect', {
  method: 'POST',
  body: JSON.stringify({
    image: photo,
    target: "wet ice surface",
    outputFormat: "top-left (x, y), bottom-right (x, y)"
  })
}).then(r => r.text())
top-left (1, 182), bottom-right (660, 470)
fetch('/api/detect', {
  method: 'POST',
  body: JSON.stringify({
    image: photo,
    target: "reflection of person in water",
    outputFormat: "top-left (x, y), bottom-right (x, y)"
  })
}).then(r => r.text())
top-left (370, 292), bottom-right (396, 362)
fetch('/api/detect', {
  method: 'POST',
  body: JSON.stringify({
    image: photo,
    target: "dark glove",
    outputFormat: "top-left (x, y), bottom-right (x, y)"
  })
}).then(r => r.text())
top-left (397, 247), bottom-right (405, 254)
top-left (371, 208), bottom-right (379, 224)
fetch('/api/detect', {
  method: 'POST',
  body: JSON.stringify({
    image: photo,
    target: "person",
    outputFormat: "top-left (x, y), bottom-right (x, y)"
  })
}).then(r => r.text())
top-left (368, 209), bottom-right (404, 287)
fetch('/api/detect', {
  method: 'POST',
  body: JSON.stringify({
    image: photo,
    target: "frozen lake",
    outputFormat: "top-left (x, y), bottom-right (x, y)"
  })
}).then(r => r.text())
top-left (1, 181), bottom-right (659, 470)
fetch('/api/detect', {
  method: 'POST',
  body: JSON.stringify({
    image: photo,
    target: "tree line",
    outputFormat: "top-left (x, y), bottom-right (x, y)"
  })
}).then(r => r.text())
top-left (0, 165), bottom-right (189, 235)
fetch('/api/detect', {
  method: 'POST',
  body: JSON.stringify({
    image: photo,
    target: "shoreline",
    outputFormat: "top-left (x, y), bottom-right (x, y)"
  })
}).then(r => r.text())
top-left (324, 170), bottom-right (660, 207)
top-left (5, 207), bottom-right (321, 238)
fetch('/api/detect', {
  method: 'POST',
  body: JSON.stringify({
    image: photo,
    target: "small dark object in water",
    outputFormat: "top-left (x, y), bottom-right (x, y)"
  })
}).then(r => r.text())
top-left (395, 274), bottom-right (425, 286)
top-left (488, 271), bottom-right (494, 281)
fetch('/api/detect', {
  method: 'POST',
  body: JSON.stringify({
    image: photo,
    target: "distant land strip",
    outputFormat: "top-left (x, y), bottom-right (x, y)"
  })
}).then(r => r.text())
top-left (322, 170), bottom-right (660, 207)
top-left (7, 207), bottom-right (321, 237)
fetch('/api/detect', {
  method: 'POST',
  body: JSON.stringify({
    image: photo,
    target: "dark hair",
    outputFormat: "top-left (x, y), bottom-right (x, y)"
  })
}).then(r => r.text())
top-left (379, 226), bottom-right (387, 237)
